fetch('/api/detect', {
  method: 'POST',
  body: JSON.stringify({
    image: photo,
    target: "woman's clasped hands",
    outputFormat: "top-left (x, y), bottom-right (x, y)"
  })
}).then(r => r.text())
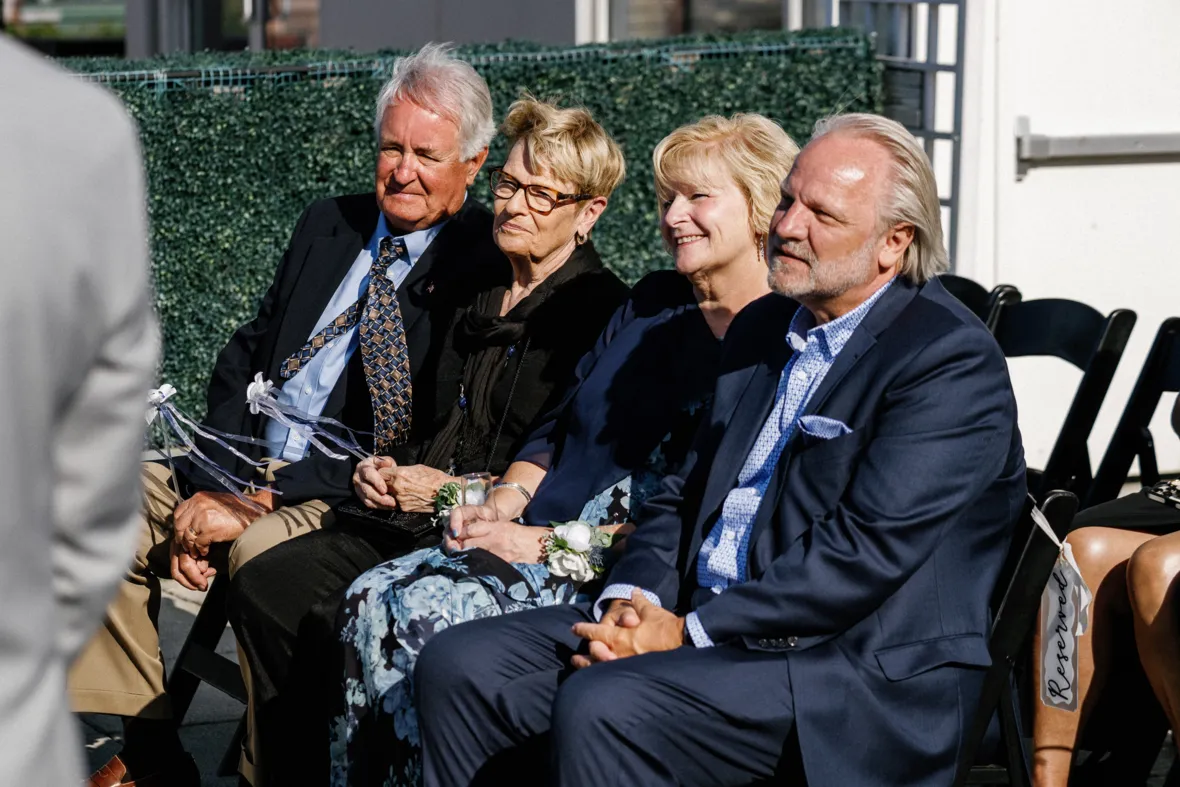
top-left (353, 455), bottom-right (455, 513)
top-left (445, 502), bottom-right (547, 564)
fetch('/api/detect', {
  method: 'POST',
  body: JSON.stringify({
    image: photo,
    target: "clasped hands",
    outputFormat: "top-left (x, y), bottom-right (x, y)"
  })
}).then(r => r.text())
top-left (444, 501), bottom-right (547, 564)
top-left (353, 455), bottom-right (455, 513)
top-left (170, 488), bottom-right (274, 592)
top-left (354, 457), bottom-right (546, 564)
top-left (570, 590), bottom-right (686, 669)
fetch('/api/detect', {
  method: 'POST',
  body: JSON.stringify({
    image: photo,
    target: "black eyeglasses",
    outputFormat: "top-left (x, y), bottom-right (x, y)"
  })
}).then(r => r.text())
top-left (489, 167), bottom-right (593, 216)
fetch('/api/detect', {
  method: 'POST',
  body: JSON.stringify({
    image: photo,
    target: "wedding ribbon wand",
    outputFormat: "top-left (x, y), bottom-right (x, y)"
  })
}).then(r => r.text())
top-left (245, 373), bottom-right (373, 461)
top-left (146, 384), bottom-right (281, 513)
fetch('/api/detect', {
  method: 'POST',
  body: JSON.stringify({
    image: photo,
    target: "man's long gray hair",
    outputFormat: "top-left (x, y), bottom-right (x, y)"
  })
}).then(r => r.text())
top-left (373, 42), bottom-right (496, 161)
top-left (811, 113), bottom-right (949, 284)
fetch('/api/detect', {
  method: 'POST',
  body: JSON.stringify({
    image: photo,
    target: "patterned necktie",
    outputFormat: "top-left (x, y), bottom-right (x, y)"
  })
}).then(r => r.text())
top-left (279, 236), bottom-right (413, 453)
top-left (359, 237), bottom-right (414, 453)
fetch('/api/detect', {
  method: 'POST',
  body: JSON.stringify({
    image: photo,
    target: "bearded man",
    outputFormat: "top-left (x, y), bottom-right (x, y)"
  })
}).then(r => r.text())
top-left (412, 113), bottom-right (1028, 787)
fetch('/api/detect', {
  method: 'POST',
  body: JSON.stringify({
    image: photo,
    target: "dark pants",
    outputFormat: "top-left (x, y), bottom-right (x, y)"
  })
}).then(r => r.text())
top-left (414, 603), bottom-right (803, 787)
top-left (227, 522), bottom-right (439, 786)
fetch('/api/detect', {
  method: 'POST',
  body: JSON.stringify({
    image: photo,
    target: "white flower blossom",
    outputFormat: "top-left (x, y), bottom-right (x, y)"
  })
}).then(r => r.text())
top-left (554, 521), bottom-right (594, 553)
top-left (549, 551), bottom-right (596, 583)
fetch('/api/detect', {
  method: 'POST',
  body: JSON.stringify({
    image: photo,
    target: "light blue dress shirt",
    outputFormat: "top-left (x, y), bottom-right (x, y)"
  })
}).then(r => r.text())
top-left (263, 214), bottom-right (445, 462)
top-left (595, 280), bottom-right (894, 647)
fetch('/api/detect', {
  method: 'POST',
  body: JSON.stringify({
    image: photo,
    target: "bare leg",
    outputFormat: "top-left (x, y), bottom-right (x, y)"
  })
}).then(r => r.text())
top-left (1126, 530), bottom-right (1180, 732)
top-left (1032, 526), bottom-right (1155, 787)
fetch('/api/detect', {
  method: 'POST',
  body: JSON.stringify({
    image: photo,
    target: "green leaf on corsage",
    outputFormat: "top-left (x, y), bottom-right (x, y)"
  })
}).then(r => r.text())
top-left (435, 481), bottom-right (461, 514)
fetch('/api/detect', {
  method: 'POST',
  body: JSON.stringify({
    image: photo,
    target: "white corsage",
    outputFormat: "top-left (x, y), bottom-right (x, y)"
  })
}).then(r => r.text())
top-left (544, 521), bottom-right (613, 583)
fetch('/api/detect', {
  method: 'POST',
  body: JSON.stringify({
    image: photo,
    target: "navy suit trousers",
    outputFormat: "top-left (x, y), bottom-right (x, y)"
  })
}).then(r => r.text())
top-left (415, 603), bottom-right (803, 786)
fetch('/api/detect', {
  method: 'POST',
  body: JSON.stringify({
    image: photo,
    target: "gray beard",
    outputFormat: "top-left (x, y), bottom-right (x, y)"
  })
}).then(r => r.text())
top-left (768, 238), bottom-right (876, 301)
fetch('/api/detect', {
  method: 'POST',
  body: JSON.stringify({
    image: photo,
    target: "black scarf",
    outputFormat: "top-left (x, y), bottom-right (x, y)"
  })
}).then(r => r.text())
top-left (420, 241), bottom-right (605, 473)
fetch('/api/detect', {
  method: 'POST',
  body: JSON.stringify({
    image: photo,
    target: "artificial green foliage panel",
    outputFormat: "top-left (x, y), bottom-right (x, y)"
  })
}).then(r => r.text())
top-left (67, 30), bottom-right (882, 423)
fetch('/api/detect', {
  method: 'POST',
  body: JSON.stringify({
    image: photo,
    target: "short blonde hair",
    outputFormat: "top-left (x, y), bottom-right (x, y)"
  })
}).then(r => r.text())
top-left (811, 113), bottom-right (948, 284)
top-left (653, 114), bottom-right (799, 243)
top-left (501, 96), bottom-right (626, 199)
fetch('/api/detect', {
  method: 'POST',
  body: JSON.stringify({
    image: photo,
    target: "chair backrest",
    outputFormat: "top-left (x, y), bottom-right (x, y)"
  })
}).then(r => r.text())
top-left (989, 492), bottom-right (1078, 660)
top-left (987, 285), bottom-right (1024, 332)
top-left (939, 274), bottom-right (1022, 333)
top-left (1087, 317), bottom-right (1180, 506)
top-left (940, 274), bottom-right (992, 323)
top-left (994, 299), bottom-right (1137, 501)
top-left (954, 491), bottom-right (1079, 787)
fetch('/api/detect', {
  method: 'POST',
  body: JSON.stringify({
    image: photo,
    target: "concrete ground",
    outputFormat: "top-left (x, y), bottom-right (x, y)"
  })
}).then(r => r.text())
top-left (79, 579), bottom-right (241, 787)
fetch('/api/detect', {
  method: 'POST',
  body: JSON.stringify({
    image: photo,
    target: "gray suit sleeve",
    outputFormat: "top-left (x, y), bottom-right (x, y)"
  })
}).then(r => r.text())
top-left (51, 106), bottom-right (160, 662)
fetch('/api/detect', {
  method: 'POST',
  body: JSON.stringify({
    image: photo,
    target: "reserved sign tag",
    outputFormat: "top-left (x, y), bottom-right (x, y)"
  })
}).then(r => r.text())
top-left (1039, 540), bottom-right (1092, 712)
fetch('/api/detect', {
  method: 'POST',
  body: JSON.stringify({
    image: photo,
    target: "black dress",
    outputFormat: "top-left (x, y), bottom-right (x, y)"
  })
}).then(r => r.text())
top-left (1069, 399), bottom-right (1180, 534)
top-left (226, 242), bottom-right (627, 786)
top-left (1070, 488), bottom-right (1180, 533)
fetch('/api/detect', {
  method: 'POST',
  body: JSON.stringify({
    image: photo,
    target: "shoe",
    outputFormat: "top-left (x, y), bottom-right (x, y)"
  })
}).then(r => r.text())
top-left (85, 753), bottom-right (201, 787)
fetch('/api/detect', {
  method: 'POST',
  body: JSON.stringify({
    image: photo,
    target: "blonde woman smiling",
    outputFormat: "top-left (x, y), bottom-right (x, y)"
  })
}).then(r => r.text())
top-left (331, 112), bottom-right (798, 787)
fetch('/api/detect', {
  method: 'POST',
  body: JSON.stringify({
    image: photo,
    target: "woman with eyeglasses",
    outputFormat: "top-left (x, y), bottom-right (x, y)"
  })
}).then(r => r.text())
top-left (329, 112), bottom-right (799, 786)
top-left (346, 96), bottom-right (629, 519)
top-left (328, 95), bottom-right (627, 785)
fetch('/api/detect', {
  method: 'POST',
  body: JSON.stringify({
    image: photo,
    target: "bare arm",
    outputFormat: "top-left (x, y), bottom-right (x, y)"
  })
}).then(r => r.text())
top-left (485, 460), bottom-right (548, 520)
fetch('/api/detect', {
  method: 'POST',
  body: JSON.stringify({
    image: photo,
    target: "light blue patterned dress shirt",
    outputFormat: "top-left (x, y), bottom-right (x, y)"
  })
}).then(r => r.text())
top-left (263, 214), bottom-right (445, 462)
top-left (595, 281), bottom-right (894, 646)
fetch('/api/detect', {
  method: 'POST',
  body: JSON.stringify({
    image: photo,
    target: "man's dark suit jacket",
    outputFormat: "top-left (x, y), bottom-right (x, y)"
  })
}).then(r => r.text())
top-left (608, 276), bottom-right (1027, 786)
top-left (193, 194), bottom-right (508, 507)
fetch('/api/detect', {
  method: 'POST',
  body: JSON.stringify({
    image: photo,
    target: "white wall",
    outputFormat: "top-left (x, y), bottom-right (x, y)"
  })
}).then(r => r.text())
top-left (957, 0), bottom-right (1180, 477)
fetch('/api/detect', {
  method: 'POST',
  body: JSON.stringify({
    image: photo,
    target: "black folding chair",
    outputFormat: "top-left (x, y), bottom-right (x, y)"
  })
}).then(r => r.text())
top-left (166, 576), bottom-right (249, 777)
top-left (938, 274), bottom-right (1023, 332)
top-left (988, 285), bottom-right (1024, 331)
top-left (1086, 317), bottom-right (1180, 507)
top-left (993, 300), bottom-right (1137, 502)
top-left (1057, 318), bottom-right (1180, 785)
top-left (956, 490), bottom-right (1080, 787)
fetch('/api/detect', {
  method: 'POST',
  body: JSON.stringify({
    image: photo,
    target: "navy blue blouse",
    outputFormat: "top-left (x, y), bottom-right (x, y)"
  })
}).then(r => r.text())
top-left (517, 270), bottom-right (723, 527)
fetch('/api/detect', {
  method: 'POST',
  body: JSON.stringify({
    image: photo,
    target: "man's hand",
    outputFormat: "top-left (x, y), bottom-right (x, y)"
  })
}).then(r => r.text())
top-left (170, 490), bottom-right (271, 589)
top-left (444, 517), bottom-right (546, 564)
top-left (571, 590), bottom-right (684, 669)
top-left (572, 597), bottom-right (642, 666)
top-left (385, 464), bottom-right (455, 513)
top-left (169, 539), bottom-right (216, 592)
top-left (353, 455), bottom-right (397, 509)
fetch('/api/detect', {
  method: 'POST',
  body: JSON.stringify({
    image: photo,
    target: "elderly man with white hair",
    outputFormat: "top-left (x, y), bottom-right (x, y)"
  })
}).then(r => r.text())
top-left (413, 112), bottom-right (1028, 787)
top-left (73, 43), bottom-right (508, 787)
top-left (223, 52), bottom-right (634, 787)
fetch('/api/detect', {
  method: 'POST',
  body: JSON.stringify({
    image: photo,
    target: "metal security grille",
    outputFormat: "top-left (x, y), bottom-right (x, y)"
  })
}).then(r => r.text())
top-left (831, 0), bottom-right (967, 265)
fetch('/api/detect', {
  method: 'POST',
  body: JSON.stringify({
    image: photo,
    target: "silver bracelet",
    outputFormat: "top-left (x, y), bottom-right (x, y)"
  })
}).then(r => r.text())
top-left (492, 481), bottom-right (532, 505)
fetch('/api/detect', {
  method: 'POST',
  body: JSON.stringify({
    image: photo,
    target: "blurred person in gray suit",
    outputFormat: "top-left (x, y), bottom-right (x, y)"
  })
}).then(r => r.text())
top-left (0, 36), bottom-right (159, 787)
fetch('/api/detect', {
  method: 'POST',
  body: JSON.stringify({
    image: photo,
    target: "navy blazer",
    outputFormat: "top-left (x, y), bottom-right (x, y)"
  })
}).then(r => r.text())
top-left (607, 276), bottom-right (1027, 786)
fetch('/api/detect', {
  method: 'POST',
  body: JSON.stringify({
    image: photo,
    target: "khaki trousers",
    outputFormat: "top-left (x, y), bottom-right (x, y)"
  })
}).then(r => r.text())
top-left (68, 461), bottom-right (331, 782)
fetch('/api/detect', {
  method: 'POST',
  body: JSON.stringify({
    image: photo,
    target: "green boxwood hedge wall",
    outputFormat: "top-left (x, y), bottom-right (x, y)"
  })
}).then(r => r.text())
top-left (68, 30), bottom-right (882, 422)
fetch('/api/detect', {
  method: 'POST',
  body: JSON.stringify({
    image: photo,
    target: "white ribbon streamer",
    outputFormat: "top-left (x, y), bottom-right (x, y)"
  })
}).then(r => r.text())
top-left (244, 373), bottom-right (372, 461)
top-left (146, 384), bottom-right (281, 512)
top-left (145, 384), bottom-right (178, 424)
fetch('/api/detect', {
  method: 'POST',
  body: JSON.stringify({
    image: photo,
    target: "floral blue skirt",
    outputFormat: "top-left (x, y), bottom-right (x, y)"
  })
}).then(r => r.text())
top-left (328, 543), bottom-right (585, 787)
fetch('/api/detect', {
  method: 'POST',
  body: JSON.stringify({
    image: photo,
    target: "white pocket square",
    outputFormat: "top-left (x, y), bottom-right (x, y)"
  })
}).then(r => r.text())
top-left (798, 415), bottom-right (852, 440)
